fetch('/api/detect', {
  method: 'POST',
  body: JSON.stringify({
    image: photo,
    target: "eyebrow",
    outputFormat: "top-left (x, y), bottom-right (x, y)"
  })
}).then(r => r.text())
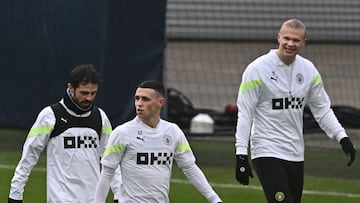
top-left (134, 95), bottom-right (151, 100)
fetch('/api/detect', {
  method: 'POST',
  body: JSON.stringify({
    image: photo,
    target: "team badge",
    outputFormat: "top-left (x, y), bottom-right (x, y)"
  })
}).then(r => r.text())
top-left (163, 134), bottom-right (172, 145)
top-left (296, 73), bottom-right (304, 84)
top-left (270, 71), bottom-right (278, 82)
top-left (275, 191), bottom-right (285, 202)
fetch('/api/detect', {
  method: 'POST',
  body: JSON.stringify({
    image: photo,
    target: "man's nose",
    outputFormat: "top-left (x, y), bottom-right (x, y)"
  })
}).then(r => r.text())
top-left (136, 99), bottom-right (143, 106)
top-left (86, 94), bottom-right (95, 101)
top-left (288, 40), bottom-right (295, 46)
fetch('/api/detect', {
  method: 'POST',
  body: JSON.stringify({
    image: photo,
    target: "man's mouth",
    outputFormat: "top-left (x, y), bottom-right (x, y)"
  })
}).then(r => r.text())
top-left (284, 47), bottom-right (296, 52)
top-left (80, 101), bottom-right (91, 108)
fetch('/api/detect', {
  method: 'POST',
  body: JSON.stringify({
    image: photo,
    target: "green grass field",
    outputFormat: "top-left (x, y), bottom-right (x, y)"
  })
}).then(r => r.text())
top-left (1, 128), bottom-right (360, 202)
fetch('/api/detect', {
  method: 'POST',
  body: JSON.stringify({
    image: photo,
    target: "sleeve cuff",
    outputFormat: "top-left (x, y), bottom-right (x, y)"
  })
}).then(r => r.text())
top-left (208, 193), bottom-right (222, 203)
top-left (236, 146), bottom-right (248, 155)
top-left (336, 131), bottom-right (348, 143)
top-left (9, 194), bottom-right (23, 201)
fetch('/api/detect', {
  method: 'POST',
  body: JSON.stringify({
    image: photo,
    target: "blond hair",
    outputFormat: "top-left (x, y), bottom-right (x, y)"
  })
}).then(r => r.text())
top-left (280, 19), bottom-right (306, 36)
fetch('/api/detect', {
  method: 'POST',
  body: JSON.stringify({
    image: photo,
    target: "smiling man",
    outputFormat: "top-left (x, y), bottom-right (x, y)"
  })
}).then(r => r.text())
top-left (276, 19), bottom-right (306, 65)
top-left (234, 19), bottom-right (356, 203)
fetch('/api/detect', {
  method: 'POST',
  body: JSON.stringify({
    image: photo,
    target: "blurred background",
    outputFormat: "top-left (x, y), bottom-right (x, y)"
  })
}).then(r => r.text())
top-left (1, 2), bottom-right (360, 200)
top-left (0, 0), bottom-right (360, 147)
top-left (166, 0), bottom-right (360, 110)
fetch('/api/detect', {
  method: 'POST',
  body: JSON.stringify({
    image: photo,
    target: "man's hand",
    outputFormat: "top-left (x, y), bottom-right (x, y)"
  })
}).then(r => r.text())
top-left (340, 137), bottom-right (356, 166)
top-left (235, 155), bottom-right (253, 185)
top-left (8, 198), bottom-right (22, 203)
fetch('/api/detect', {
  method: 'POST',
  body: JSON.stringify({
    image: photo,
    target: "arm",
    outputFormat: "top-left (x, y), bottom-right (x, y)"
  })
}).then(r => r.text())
top-left (110, 166), bottom-right (122, 201)
top-left (9, 107), bottom-right (54, 200)
top-left (99, 109), bottom-right (122, 200)
top-left (308, 75), bottom-right (355, 166)
top-left (98, 109), bottom-right (113, 157)
top-left (182, 163), bottom-right (222, 203)
top-left (97, 125), bottom-right (127, 202)
top-left (234, 66), bottom-right (260, 185)
top-left (308, 75), bottom-right (346, 141)
top-left (174, 127), bottom-right (222, 203)
top-left (94, 165), bottom-right (116, 203)
top-left (235, 65), bottom-right (260, 155)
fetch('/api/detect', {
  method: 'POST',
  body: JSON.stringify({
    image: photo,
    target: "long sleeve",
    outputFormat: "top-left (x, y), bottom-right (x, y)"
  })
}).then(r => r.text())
top-left (98, 108), bottom-right (113, 158)
top-left (235, 64), bottom-right (261, 155)
top-left (98, 108), bottom-right (123, 200)
top-left (110, 166), bottom-right (122, 200)
top-left (307, 75), bottom-right (348, 142)
top-left (182, 163), bottom-right (222, 203)
top-left (94, 165), bottom-right (116, 203)
top-left (9, 107), bottom-right (54, 200)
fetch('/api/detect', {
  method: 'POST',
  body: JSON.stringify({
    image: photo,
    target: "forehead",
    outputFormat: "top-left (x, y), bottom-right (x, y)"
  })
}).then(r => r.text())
top-left (75, 83), bottom-right (98, 91)
top-left (279, 26), bottom-right (305, 39)
top-left (135, 87), bottom-right (157, 97)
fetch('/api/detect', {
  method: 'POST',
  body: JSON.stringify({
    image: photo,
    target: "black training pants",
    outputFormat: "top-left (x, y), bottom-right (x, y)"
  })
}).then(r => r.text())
top-left (252, 157), bottom-right (304, 203)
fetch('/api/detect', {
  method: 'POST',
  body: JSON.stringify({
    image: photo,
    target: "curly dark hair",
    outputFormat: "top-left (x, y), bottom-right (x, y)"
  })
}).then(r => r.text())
top-left (69, 64), bottom-right (100, 89)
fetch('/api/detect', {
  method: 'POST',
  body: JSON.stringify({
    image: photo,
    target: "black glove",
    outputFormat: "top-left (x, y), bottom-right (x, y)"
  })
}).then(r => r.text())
top-left (8, 198), bottom-right (22, 203)
top-left (340, 137), bottom-right (356, 166)
top-left (114, 200), bottom-right (118, 203)
top-left (235, 155), bottom-right (253, 185)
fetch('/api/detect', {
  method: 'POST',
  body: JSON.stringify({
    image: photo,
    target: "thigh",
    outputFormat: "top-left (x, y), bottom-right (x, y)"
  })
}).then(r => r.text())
top-left (252, 157), bottom-right (295, 203)
top-left (286, 161), bottom-right (304, 203)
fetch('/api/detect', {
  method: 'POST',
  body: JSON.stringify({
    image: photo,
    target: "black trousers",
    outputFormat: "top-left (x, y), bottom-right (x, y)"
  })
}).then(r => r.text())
top-left (252, 157), bottom-right (304, 203)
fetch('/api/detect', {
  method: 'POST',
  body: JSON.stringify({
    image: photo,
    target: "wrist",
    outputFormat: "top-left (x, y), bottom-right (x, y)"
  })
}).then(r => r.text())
top-left (236, 146), bottom-right (248, 155)
top-left (207, 193), bottom-right (222, 203)
top-left (336, 131), bottom-right (348, 143)
top-left (8, 197), bottom-right (22, 203)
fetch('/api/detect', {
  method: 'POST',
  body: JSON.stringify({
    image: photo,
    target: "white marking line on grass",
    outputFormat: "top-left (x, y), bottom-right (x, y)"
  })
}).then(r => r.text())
top-left (0, 164), bottom-right (46, 172)
top-left (1, 164), bottom-right (359, 199)
top-left (170, 179), bottom-right (360, 199)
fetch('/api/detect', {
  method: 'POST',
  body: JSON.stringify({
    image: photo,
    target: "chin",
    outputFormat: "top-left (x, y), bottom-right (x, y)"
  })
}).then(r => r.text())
top-left (81, 104), bottom-right (91, 109)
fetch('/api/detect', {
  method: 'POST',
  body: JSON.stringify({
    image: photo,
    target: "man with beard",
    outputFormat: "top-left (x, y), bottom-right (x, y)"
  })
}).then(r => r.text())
top-left (8, 64), bottom-right (121, 203)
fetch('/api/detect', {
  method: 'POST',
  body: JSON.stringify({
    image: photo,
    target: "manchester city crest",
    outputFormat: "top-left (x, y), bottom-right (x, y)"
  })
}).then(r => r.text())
top-left (296, 73), bottom-right (304, 84)
top-left (163, 134), bottom-right (172, 145)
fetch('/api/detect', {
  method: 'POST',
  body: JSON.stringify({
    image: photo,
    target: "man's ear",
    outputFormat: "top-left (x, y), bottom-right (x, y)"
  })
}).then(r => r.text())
top-left (277, 32), bottom-right (281, 44)
top-left (159, 97), bottom-right (166, 107)
top-left (67, 83), bottom-right (74, 95)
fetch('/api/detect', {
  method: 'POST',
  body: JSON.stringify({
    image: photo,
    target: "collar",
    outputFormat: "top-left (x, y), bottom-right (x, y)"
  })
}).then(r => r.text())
top-left (270, 49), bottom-right (296, 67)
top-left (63, 88), bottom-right (93, 115)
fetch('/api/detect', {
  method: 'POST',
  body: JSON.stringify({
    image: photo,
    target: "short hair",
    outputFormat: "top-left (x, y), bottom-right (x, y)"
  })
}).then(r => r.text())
top-left (280, 19), bottom-right (306, 36)
top-left (138, 80), bottom-right (165, 97)
top-left (69, 64), bottom-right (100, 89)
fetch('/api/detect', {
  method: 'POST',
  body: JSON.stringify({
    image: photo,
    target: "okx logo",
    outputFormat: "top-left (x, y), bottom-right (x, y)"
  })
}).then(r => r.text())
top-left (272, 97), bottom-right (304, 110)
top-left (137, 152), bottom-right (174, 165)
top-left (64, 136), bottom-right (98, 149)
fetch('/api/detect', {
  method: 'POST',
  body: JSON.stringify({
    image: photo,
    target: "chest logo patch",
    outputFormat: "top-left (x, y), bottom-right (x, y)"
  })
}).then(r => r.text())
top-left (270, 71), bottom-right (278, 82)
top-left (163, 134), bottom-right (172, 145)
top-left (296, 73), bottom-right (304, 84)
